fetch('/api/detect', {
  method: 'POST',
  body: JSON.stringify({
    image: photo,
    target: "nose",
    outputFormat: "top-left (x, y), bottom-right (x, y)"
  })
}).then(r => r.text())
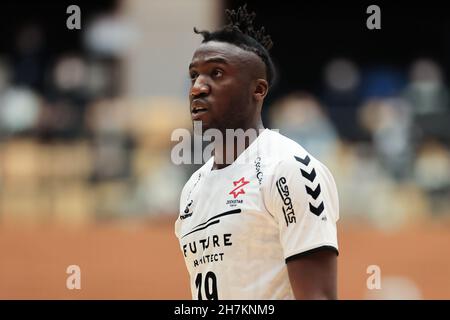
top-left (190, 76), bottom-right (210, 98)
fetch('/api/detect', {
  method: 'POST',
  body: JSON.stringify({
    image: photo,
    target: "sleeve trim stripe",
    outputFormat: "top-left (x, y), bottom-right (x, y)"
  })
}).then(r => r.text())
top-left (285, 245), bottom-right (339, 263)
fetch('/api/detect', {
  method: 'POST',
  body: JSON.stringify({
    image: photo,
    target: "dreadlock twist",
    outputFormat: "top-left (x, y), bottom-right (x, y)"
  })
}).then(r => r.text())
top-left (193, 4), bottom-right (276, 87)
top-left (224, 4), bottom-right (273, 50)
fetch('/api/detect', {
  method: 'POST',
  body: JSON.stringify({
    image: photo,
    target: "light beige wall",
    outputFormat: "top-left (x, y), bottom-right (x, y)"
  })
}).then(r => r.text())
top-left (121, 0), bottom-right (221, 99)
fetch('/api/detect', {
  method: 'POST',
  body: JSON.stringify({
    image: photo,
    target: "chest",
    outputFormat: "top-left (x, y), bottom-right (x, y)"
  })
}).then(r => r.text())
top-left (177, 162), bottom-right (275, 241)
top-left (184, 174), bottom-right (258, 226)
top-left (175, 162), bottom-right (282, 275)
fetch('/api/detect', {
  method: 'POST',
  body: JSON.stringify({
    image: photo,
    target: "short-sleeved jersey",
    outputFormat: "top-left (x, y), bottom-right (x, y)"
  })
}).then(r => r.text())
top-left (174, 129), bottom-right (339, 300)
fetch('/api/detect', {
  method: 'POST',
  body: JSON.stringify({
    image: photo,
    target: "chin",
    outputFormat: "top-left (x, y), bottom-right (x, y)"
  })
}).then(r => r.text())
top-left (192, 120), bottom-right (209, 134)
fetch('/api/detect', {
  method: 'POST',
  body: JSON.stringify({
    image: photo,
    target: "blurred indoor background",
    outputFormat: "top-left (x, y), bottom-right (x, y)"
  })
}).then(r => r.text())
top-left (0, 0), bottom-right (449, 299)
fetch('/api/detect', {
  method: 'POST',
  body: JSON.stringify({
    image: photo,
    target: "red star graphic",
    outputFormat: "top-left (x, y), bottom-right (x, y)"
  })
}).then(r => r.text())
top-left (229, 177), bottom-right (250, 199)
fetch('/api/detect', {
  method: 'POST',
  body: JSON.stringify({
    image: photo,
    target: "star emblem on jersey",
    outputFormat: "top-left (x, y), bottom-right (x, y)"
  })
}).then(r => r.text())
top-left (294, 155), bottom-right (324, 216)
top-left (229, 177), bottom-right (250, 199)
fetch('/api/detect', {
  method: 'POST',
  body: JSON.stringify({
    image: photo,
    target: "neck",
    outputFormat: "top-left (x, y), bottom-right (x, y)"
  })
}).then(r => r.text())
top-left (212, 119), bottom-right (265, 170)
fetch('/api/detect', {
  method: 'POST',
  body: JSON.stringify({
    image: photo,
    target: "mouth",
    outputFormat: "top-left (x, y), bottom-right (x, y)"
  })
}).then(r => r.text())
top-left (191, 107), bottom-right (208, 115)
top-left (191, 100), bottom-right (210, 119)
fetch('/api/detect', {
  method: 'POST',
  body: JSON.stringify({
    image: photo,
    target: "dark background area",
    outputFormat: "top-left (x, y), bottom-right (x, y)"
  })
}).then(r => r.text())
top-left (2, 1), bottom-right (449, 95)
top-left (225, 0), bottom-right (450, 141)
top-left (0, 0), bottom-right (117, 91)
top-left (0, 0), bottom-right (449, 142)
top-left (226, 1), bottom-right (450, 94)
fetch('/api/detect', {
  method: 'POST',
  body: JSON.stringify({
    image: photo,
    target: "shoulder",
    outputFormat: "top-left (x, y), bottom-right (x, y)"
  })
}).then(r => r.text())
top-left (261, 131), bottom-right (339, 222)
top-left (261, 130), bottom-right (337, 193)
top-left (261, 130), bottom-right (326, 173)
top-left (180, 158), bottom-right (212, 199)
top-left (261, 130), bottom-right (308, 158)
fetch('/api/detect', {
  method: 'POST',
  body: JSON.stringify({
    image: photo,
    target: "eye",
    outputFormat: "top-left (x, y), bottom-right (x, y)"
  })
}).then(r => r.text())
top-left (189, 71), bottom-right (198, 81)
top-left (211, 69), bottom-right (223, 78)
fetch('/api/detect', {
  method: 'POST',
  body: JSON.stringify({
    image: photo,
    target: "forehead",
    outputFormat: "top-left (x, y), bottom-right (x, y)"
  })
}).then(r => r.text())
top-left (190, 41), bottom-right (254, 68)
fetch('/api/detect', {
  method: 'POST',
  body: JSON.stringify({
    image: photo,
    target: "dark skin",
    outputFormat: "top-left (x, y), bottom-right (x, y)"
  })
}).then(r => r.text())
top-left (188, 40), bottom-right (338, 300)
top-left (189, 41), bottom-right (267, 135)
top-left (189, 41), bottom-right (266, 168)
top-left (287, 249), bottom-right (338, 299)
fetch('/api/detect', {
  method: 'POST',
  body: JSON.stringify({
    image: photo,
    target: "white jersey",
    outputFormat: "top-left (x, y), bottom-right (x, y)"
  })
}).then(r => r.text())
top-left (174, 129), bottom-right (339, 300)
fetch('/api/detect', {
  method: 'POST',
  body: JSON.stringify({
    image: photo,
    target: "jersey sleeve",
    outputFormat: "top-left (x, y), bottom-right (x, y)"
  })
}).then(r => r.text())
top-left (264, 154), bottom-right (339, 261)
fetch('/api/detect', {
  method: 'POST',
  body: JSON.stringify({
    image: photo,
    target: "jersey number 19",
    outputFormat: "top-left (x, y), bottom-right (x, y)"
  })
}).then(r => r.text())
top-left (195, 272), bottom-right (218, 300)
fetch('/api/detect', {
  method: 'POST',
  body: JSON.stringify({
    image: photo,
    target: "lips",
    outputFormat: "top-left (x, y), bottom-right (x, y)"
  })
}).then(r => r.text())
top-left (191, 99), bottom-right (210, 120)
top-left (191, 107), bottom-right (208, 114)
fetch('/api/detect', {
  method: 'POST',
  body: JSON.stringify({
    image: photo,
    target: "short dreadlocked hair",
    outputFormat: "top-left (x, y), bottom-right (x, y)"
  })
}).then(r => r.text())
top-left (194, 4), bottom-right (276, 87)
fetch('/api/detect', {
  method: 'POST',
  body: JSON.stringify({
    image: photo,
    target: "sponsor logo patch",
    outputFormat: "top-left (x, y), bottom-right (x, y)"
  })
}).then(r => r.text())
top-left (229, 177), bottom-right (249, 199)
top-left (276, 177), bottom-right (296, 226)
top-left (254, 157), bottom-right (263, 185)
top-left (180, 199), bottom-right (193, 220)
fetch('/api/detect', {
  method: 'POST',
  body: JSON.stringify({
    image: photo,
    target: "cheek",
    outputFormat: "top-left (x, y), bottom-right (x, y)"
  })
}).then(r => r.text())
top-left (212, 81), bottom-right (252, 118)
top-left (231, 89), bottom-right (253, 115)
top-left (229, 81), bottom-right (251, 102)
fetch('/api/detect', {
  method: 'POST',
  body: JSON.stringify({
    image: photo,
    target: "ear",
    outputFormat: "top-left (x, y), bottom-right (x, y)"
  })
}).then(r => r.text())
top-left (253, 79), bottom-right (269, 103)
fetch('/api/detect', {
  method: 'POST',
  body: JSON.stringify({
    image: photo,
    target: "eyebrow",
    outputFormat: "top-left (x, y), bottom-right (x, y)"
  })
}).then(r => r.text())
top-left (189, 57), bottom-right (229, 70)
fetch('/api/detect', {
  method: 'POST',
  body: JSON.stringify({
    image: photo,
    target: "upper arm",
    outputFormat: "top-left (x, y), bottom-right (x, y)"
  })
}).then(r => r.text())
top-left (264, 154), bottom-right (340, 299)
top-left (286, 247), bottom-right (338, 299)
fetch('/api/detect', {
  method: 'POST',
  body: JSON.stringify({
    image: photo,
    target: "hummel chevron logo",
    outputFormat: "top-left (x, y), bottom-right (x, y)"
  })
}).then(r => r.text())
top-left (229, 177), bottom-right (249, 199)
top-left (294, 155), bottom-right (324, 216)
top-left (294, 154), bottom-right (311, 166)
top-left (300, 168), bottom-right (316, 182)
top-left (305, 184), bottom-right (321, 200)
top-left (309, 202), bottom-right (324, 216)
